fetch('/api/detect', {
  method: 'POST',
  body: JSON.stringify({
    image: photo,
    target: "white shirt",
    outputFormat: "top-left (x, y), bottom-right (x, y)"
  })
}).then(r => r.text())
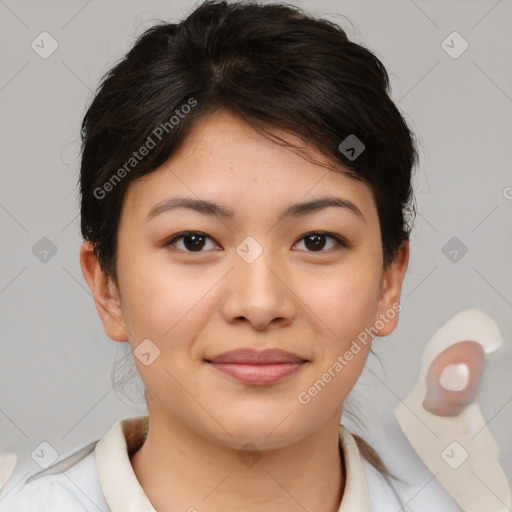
top-left (0, 453), bottom-right (17, 492)
top-left (0, 416), bottom-right (404, 511)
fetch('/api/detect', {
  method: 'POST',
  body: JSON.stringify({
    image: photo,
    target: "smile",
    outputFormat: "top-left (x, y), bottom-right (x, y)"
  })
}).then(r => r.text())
top-left (206, 361), bottom-right (308, 385)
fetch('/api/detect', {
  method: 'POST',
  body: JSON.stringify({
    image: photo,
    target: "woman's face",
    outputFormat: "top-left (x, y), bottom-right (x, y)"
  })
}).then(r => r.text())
top-left (82, 109), bottom-right (408, 449)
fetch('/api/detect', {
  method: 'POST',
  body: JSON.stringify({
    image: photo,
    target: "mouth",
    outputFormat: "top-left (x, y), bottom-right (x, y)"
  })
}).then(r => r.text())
top-left (204, 348), bottom-right (309, 386)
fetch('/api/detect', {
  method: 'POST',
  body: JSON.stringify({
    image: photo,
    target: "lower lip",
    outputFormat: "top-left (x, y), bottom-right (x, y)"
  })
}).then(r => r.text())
top-left (207, 362), bottom-right (306, 385)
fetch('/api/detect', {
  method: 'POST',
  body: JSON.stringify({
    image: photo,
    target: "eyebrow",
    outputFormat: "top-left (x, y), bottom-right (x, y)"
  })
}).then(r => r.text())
top-left (146, 196), bottom-right (366, 223)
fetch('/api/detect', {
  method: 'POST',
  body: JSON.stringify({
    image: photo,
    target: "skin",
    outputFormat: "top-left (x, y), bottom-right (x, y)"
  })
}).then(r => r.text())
top-left (80, 109), bottom-right (409, 512)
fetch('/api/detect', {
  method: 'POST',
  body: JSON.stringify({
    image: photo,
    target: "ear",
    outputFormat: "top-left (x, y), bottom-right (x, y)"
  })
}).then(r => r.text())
top-left (79, 241), bottom-right (129, 342)
top-left (374, 241), bottom-right (409, 337)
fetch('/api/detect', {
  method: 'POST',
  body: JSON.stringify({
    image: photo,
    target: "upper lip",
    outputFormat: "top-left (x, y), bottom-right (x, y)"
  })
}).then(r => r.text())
top-left (206, 348), bottom-right (308, 364)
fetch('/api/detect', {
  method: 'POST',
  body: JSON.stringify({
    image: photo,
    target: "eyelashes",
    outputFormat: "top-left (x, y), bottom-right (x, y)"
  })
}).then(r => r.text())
top-left (293, 231), bottom-right (348, 252)
top-left (164, 231), bottom-right (219, 253)
top-left (163, 230), bottom-right (349, 254)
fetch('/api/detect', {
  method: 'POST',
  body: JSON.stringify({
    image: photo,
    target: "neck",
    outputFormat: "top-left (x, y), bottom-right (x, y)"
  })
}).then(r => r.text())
top-left (130, 406), bottom-right (345, 512)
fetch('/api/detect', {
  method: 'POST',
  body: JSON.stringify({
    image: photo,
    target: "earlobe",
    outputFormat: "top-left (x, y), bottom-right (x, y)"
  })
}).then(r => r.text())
top-left (79, 241), bottom-right (129, 342)
top-left (374, 241), bottom-right (409, 337)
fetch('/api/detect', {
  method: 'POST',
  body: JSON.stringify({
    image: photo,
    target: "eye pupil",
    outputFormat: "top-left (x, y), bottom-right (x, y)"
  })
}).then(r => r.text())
top-left (184, 234), bottom-right (206, 251)
top-left (304, 234), bottom-right (326, 251)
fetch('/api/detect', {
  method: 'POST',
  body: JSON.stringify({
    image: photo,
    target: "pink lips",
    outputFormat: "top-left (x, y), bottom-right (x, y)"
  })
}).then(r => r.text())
top-left (205, 348), bottom-right (308, 385)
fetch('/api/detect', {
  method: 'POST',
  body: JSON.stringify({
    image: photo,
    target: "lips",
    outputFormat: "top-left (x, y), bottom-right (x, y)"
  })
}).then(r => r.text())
top-left (205, 348), bottom-right (309, 385)
top-left (205, 348), bottom-right (308, 365)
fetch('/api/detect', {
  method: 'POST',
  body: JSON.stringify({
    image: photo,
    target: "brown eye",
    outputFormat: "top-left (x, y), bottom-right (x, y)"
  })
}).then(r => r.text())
top-left (293, 232), bottom-right (347, 252)
top-left (165, 231), bottom-right (219, 252)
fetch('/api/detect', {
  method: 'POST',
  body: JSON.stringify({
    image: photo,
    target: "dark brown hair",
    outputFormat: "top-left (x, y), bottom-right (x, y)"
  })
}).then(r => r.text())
top-left (79, 0), bottom-right (416, 495)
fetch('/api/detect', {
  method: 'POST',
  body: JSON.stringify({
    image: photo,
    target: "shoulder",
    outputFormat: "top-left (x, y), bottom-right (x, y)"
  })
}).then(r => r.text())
top-left (360, 456), bottom-right (408, 512)
top-left (340, 425), bottom-right (410, 512)
top-left (0, 439), bottom-right (109, 512)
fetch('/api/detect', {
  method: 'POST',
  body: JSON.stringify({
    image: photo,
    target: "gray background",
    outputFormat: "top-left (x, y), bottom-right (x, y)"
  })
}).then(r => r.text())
top-left (1, 0), bottom-right (511, 510)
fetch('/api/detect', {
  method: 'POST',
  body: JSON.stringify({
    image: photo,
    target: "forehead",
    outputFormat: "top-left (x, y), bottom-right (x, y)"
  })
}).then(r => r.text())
top-left (121, 109), bottom-right (377, 224)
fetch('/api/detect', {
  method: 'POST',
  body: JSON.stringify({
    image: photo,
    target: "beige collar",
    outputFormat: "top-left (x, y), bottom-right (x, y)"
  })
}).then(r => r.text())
top-left (95, 415), bottom-right (372, 511)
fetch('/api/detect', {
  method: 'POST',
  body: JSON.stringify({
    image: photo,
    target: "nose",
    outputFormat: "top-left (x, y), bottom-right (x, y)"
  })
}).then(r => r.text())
top-left (220, 245), bottom-right (296, 331)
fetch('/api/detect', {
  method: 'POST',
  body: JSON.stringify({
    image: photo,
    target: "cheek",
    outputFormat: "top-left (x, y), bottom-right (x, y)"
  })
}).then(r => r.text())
top-left (118, 259), bottom-right (217, 398)
top-left (294, 269), bottom-right (378, 412)
top-left (298, 259), bottom-right (382, 345)
top-left (117, 252), bottom-right (217, 343)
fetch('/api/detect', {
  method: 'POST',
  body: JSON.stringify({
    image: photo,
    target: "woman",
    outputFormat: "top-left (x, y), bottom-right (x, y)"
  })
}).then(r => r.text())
top-left (0, 1), bottom-right (415, 510)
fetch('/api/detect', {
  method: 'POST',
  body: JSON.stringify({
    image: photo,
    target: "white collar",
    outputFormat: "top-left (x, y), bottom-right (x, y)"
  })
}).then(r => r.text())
top-left (95, 415), bottom-right (372, 511)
